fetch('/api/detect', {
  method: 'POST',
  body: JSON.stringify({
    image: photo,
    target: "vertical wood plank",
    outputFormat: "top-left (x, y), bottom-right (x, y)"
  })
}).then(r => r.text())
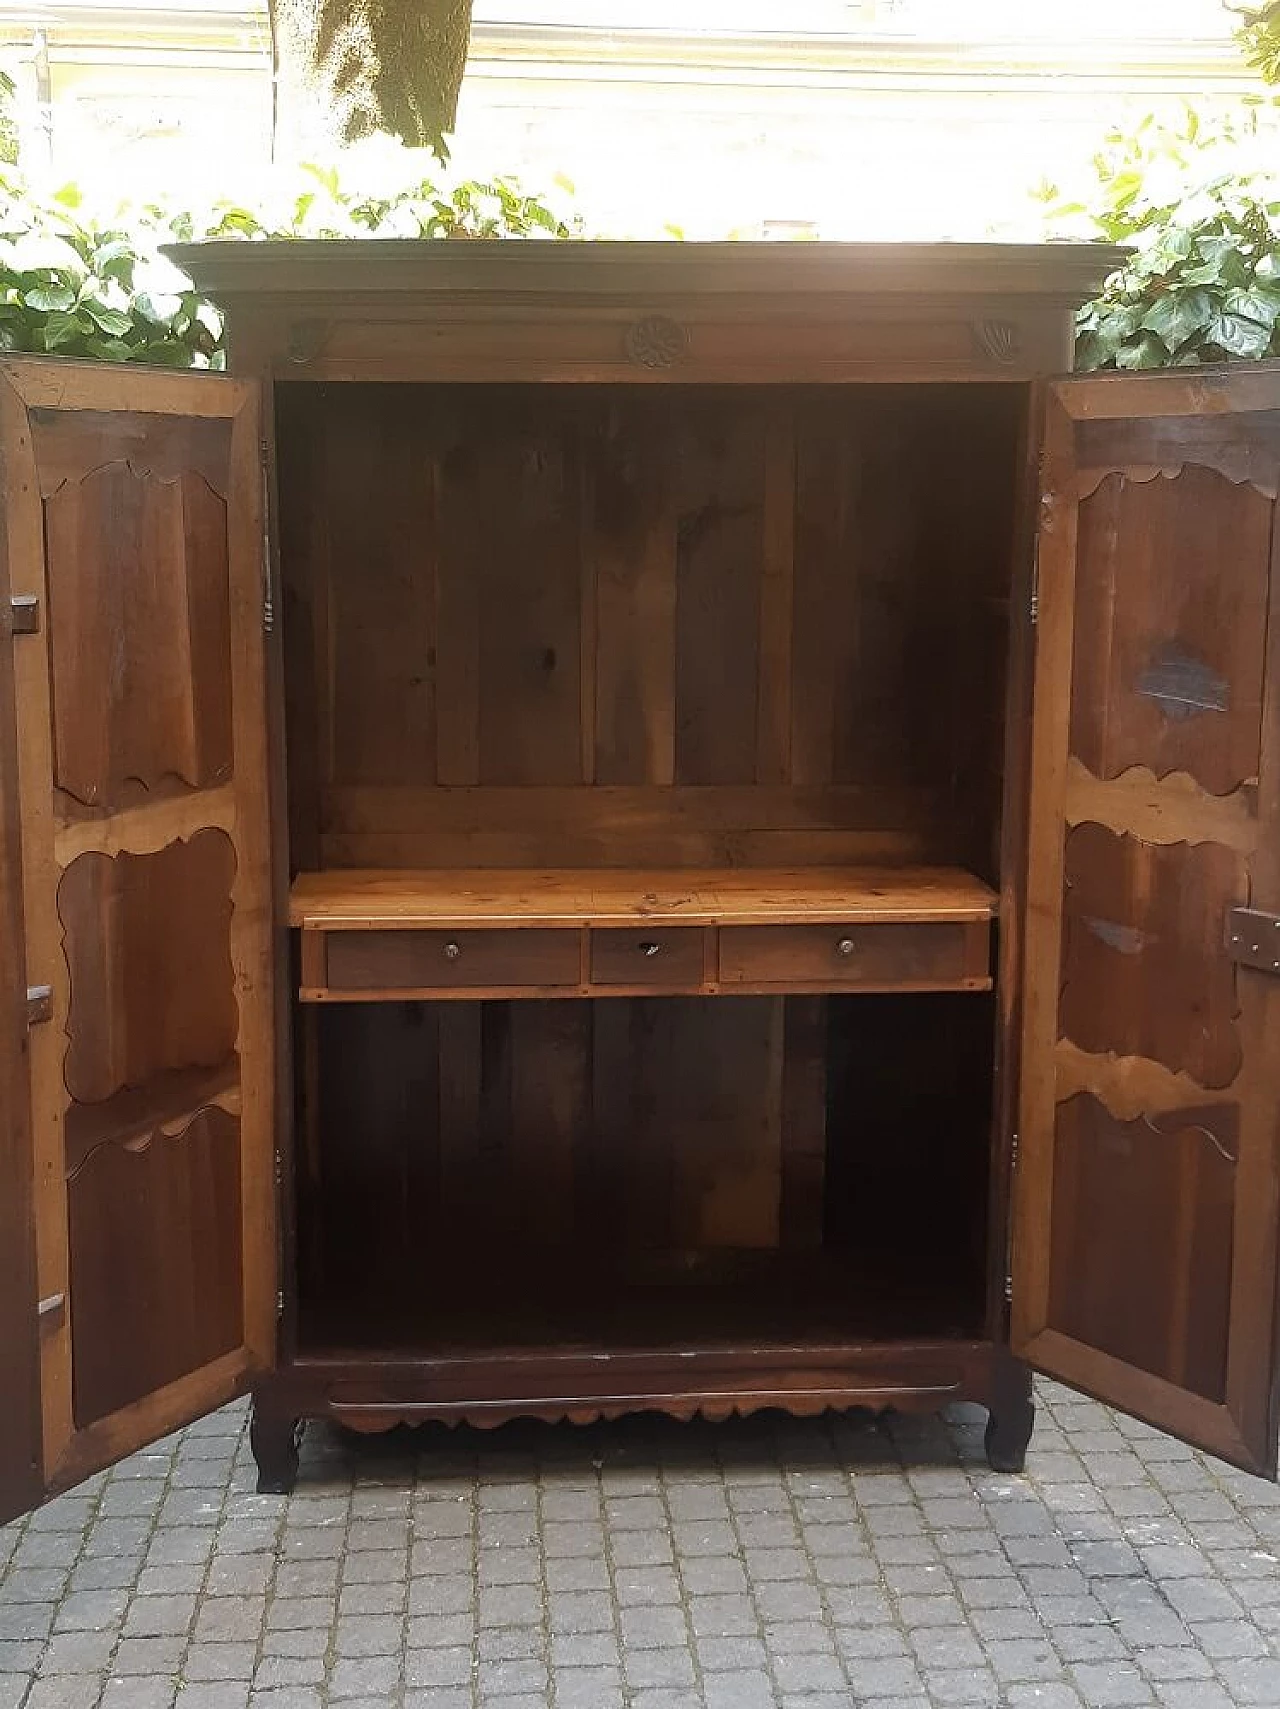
top-left (591, 394), bottom-right (677, 785)
top-left (790, 393), bottom-right (859, 787)
top-left (433, 399), bottom-right (481, 788)
top-left (757, 402), bottom-right (796, 785)
top-left (326, 392), bottom-right (436, 789)
top-left (780, 998), bottom-right (827, 1249)
top-left (674, 400), bottom-right (765, 785)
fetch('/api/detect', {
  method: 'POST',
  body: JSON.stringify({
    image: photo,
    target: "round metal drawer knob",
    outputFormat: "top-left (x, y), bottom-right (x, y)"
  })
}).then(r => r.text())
top-left (443, 941), bottom-right (462, 961)
top-left (836, 937), bottom-right (855, 957)
top-left (639, 941), bottom-right (663, 957)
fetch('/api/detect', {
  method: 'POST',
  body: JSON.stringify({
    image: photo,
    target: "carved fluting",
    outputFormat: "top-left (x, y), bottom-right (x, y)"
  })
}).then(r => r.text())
top-left (624, 315), bottom-right (688, 369)
top-left (971, 319), bottom-right (1021, 366)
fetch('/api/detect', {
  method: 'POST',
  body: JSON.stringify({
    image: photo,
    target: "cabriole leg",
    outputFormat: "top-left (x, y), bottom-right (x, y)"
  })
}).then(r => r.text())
top-left (250, 1397), bottom-right (302, 1495)
top-left (985, 1353), bottom-right (1035, 1473)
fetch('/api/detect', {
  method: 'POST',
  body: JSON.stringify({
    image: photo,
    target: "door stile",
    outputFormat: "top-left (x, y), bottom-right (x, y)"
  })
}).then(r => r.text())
top-left (985, 377), bottom-right (1047, 1346)
top-left (1010, 386), bottom-right (1078, 1352)
top-left (0, 370), bottom-right (75, 1482)
top-left (225, 384), bottom-right (278, 1377)
top-left (1223, 463), bottom-right (1280, 1465)
top-left (0, 400), bottom-right (42, 1523)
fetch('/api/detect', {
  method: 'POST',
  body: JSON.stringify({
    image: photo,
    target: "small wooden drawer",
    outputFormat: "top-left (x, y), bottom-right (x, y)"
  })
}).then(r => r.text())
top-left (716, 920), bottom-right (990, 991)
top-left (590, 927), bottom-right (705, 987)
top-left (324, 928), bottom-right (581, 993)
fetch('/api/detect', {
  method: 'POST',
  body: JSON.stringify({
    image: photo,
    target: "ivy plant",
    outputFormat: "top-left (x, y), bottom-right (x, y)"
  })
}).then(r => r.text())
top-left (1044, 107), bottom-right (1280, 370)
top-left (0, 149), bottom-right (577, 368)
top-left (0, 174), bottom-right (224, 365)
top-left (1233, 2), bottom-right (1280, 85)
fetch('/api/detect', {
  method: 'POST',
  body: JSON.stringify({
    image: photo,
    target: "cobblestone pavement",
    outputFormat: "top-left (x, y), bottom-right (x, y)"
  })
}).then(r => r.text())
top-left (2, 1380), bottom-right (1280, 1709)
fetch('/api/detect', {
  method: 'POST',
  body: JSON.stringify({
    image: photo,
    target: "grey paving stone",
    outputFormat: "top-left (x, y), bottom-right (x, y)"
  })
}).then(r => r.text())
top-left (4, 1385), bottom-right (1279, 1709)
top-left (99, 1681), bottom-right (176, 1709)
top-left (623, 1645), bottom-right (697, 1686)
top-left (178, 1687), bottom-right (253, 1709)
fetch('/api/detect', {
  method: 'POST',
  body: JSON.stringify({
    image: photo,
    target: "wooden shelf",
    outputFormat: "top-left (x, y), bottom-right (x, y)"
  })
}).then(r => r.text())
top-left (289, 866), bottom-right (998, 932)
top-left (290, 867), bottom-right (997, 1003)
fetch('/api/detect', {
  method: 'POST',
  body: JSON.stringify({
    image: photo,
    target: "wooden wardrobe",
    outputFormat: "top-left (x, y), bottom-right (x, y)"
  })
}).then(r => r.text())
top-left (3, 241), bottom-right (1280, 1517)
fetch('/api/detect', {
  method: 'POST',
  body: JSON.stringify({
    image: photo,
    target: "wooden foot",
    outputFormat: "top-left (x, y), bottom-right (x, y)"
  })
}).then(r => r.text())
top-left (985, 1355), bottom-right (1034, 1473)
top-left (250, 1401), bottom-right (302, 1495)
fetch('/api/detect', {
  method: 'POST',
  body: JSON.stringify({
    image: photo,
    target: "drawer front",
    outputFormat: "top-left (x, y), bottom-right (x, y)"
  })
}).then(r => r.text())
top-left (325, 928), bottom-right (581, 992)
top-left (717, 921), bottom-right (989, 989)
top-left (590, 927), bottom-right (705, 987)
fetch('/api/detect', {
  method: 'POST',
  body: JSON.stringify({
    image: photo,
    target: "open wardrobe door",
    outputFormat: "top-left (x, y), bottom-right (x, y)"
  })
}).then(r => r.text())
top-left (1011, 363), bottom-right (1280, 1476)
top-left (0, 358), bottom-right (277, 1508)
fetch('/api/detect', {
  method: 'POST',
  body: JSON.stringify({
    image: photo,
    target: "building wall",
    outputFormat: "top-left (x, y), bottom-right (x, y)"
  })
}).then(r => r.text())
top-left (0, 1), bottom-right (1260, 236)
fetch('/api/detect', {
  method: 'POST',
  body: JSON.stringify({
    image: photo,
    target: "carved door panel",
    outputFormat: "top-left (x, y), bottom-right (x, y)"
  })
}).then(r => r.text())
top-left (0, 359), bottom-right (276, 1503)
top-left (1013, 364), bottom-right (1280, 1475)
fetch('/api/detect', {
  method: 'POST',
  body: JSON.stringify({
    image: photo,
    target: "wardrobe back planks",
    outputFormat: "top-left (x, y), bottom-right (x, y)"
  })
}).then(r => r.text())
top-left (276, 383), bottom-right (1023, 874)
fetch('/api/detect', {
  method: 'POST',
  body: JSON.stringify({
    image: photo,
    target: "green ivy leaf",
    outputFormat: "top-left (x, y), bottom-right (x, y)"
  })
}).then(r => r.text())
top-left (1224, 284), bottom-right (1280, 329)
top-left (83, 335), bottom-right (134, 362)
top-left (40, 309), bottom-right (86, 349)
top-left (22, 283), bottom-right (74, 312)
top-left (1115, 331), bottom-right (1171, 370)
top-left (82, 301), bottom-right (133, 337)
top-left (1139, 289), bottom-right (1213, 348)
top-left (134, 290), bottom-right (181, 326)
top-left (1207, 309), bottom-right (1273, 358)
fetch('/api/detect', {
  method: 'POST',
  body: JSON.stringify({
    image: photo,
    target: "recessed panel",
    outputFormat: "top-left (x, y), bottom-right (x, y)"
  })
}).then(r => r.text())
top-left (1059, 824), bottom-right (1245, 1089)
top-left (1047, 1093), bottom-right (1237, 1404)
top-left (45, 460), bottom-right (233, 810)
top-left (69, 1106), bottom-right (243, 1428)
top-left (1070, 467), bottom-right (1271, 796)
top-left (59, 832), bottom-right (238, 1105)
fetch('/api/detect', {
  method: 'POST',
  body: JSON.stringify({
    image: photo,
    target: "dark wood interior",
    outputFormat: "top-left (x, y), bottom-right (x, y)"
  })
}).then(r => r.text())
top-left (296, 991), bottom-right (993, 1356)
top-left (274, 377), bottom-right (1024, 1369)
top-left (276, 382), bottom-right (1024, 876)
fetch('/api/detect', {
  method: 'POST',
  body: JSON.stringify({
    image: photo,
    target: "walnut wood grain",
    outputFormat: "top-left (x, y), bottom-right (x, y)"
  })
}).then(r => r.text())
top-left (0, 389), bottom-right (42, 1523)
top-left (289, 866), bottom-right (997, 930)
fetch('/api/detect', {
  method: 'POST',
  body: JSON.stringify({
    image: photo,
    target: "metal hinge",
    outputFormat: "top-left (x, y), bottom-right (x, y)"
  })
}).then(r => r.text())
top-left (276, 1289), bottom-right (285, 1320)
top-left (26, 984), bottom-right (52, 1025)
top-left (1010, 1129), bottom-right (1020, 1172)
top-left (1004, 1270), bottom-right (1014, 1304)
top-left (7, 595), bottom-right (39, 636)
top-left (274, 1148), bottom-right (283, 1189)
top-left (37, 1292), bottom-right (65, 1331)
top-left (1029, 546), bottom-right (1040, 626)
top-left (1226, 907), bottom-right (1280, 974)
top-left (260, 439), bottom-right (275, 636)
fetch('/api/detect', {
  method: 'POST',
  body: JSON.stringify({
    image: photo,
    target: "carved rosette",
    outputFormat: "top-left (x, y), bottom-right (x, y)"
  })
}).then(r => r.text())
top-left (971, 319), bottom-right (1021, 367)
top-left (624, 314), bottom-right (688, 370)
